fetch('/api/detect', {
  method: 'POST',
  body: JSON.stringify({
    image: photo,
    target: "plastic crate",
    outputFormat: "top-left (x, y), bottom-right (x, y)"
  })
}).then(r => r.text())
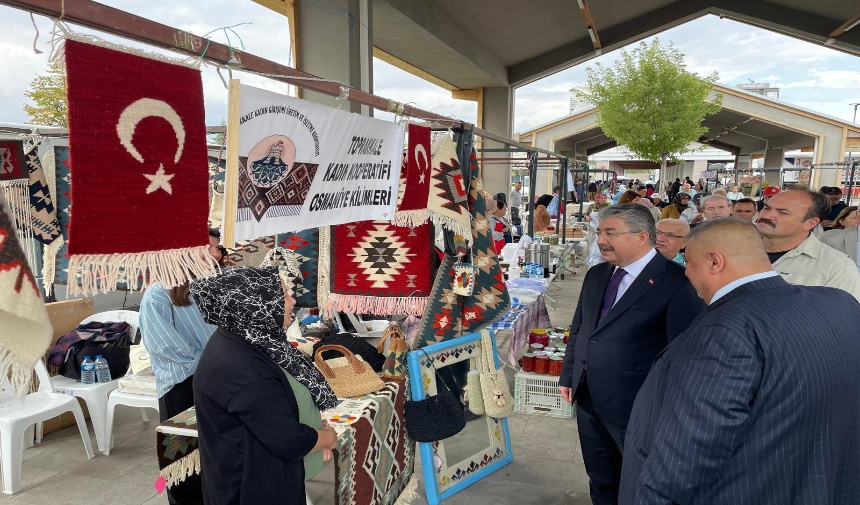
top-left (513, 371), bottom-right (574, 419)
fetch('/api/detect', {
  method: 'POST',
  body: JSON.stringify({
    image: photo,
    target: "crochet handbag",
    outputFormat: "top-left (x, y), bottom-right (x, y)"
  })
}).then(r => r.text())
top-left (313, 344), bottom-right (385, 398)
top-left (478, 330), bottom-right (513, 419)
top-left (465, 360), bottom-right (485, 416)
top-left (404, 351), bottom-right (466, 442)
top-left (376, 322), bottom-right (408, 380)
top-left (312, 332), bottom-right (385, 372)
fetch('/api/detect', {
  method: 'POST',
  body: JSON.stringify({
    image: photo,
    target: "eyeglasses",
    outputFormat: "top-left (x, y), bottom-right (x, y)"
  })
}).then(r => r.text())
top-left (656, 231), bottom-right (686, 239)
top-left (595, 229), bottom-right (642, 238)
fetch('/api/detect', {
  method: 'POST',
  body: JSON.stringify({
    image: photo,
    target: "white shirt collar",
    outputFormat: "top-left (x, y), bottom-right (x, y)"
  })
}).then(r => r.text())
top-left (709, 271), bottom-right (779, 304)
top-left (614, 248), bottom-right (657, 279)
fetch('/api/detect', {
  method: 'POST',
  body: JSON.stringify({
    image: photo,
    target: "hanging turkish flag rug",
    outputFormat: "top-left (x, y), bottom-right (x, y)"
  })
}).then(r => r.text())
top-left (327, 220), bottom-right (434, 316)
top-left (64, 39), bottom-right (216, 295)
top-left (276, 228), bottom-right (322, 308)
top-left (427, 136), bottom-right (471, 241)
top-left (0, 192), bottom-right (52, 397)
top-left (460, 148), bottom-right (510, 333)
top-left (0, 141), bottom-right (25, 180)
top-left (393, 124), bottom-right (432, 227)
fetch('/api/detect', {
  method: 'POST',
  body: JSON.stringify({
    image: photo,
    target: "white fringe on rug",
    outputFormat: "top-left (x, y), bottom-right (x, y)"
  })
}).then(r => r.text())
top-left (392, 209), bottom-right (431, 229)
top-left (160, 449), bottom-right (201, 489)
top-left (317, 226), bottom-right (332, 317)
top-left (393, 473), bottom-right (419, 505)
top-left (67, 246), bottom-right (219, 296)
top-left (325, 294), bottom-right (427, 317)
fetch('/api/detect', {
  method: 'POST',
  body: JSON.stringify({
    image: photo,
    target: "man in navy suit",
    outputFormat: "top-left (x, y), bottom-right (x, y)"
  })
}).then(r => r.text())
top-left (559, 204), bottom-right (705, 505)
top-left (619, 218), bottom-right (860, 505)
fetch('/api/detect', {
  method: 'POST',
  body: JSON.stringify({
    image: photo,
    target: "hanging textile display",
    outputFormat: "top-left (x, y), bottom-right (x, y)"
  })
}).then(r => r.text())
top-left (223, 235), bottom-right (277, 268)
top-left (0, 191), bottom-right (52, 397)
top-left (427, 136), bottom-right (471, 241)
top-left (23, 143), bottom-right (64, 294)
top-left (63, 39), bottom-right (216, 295)
top-left (223, 83), bottom-right (405, 245)
top-left (393, 123), bottom-right (432, 228)
top-left (275, 228), bottom-right (322, 308)
top-left (52, 146), bottom-right (71, 285)
top-left (0, 179), bottom-right (40, 281)
top-left (327, 220), bottom-right (434, 316)
top-left (459, 149), bottom-right (511, 333)
top-left (414, 253), bottom-right (462, 347)
top-left (0, 141), bottom-right (26, 180)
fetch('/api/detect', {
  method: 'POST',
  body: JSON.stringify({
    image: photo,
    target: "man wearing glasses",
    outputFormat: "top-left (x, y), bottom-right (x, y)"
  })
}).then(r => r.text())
top-left (655, 219), bottom-right (690, 267)
top-left (559, 204), bottom-right (705, 505)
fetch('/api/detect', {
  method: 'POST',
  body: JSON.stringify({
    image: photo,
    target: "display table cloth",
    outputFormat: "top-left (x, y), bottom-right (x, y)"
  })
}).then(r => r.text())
top-left (156, 380), bottom-right (414, 505)
top-left (490, 294), bottom-right (551, 368)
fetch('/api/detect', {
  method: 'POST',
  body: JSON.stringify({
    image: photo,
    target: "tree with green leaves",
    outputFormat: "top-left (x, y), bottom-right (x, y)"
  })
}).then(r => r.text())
top-left (23, 60), bottom-right (68, 127)
top-left (574, 39), bottom-right (721, 172)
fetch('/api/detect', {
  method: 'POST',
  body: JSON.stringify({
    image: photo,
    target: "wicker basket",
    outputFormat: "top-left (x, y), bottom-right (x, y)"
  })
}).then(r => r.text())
top-left (313, 344), bottom-right (385, 398)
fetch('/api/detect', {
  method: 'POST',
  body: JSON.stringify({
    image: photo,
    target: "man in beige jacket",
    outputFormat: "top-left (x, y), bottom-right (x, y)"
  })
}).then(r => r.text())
top-left (756, 189), bottom-right (860, 301)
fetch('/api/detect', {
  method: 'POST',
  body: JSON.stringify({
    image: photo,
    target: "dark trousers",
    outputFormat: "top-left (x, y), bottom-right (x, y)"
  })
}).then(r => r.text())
top-left (158, 375), bottom-right (204, 505)
top-left (576, 379), bottom-right (626, 505)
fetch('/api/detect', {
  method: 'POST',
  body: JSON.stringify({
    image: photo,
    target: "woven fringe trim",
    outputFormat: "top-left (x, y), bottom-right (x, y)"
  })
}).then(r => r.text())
top-left (393, 473), bottom-right (420, 505)
top-left (54, 32), bottom-right (201, 70)
top-left (392, 209), bottom-right (431, 229)
top-left (429, 213), bottom-right (472, 244)
top-left (67, 246), bottom-right (219, 296)
top-left (325, 294), bottom-right (427, 317)
top-left (41, 236), bottom-right (64, 296)
top-left (317, 226), bottom-right (332, 316)
top-left (0, 346), bottom-right (36, 400)
top-left (160, 449), bottom-right (201, 488)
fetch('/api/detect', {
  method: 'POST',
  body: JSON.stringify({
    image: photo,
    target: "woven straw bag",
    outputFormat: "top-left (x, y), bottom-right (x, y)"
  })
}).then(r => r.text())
top-left (465, 365), bottom-right (485, 416)
top-left (478, 330), bottom-right (513, 418)
top-left (376, 322), bottom-right (408, 380)
top-left (313, 344), bottom-right (385, 398)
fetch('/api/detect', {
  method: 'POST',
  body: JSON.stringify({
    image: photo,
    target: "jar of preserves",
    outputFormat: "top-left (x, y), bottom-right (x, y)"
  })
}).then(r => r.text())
top-left (534, 353), bottom-right (550, 375)
top-left (549, 356), bottom-right (563, 376)
top-left (521, 353), bottom-right (536, 373)
top-left (528, 328), bottom-right (549, 347)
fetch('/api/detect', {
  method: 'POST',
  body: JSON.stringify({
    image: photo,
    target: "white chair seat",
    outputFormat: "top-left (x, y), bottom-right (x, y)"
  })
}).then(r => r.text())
top-left (0, 361), bottom-right (94, 494)
top-left (103, 389), bottom-right (159, 456)
top-left (49, 377), bottom-right (118, 453)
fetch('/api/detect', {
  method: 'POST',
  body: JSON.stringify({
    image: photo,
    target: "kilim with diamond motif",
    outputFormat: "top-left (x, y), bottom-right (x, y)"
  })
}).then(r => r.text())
top-left (52, 147), bottom-right (71, 285)
top-left (327, 220), bottom-right (433, 316)
top-left (393, 124), bottom-right (432, 228)
top-left (414, 253), bottom-right (463, 348)
top-left (23, 143), bottom-right (63, 294)
top-left (426, 137), bottom-right (471, 241)
top-left (275, 228), bottom-right (321, 308)
top-left (237, 156), bottom-right (319, 223)
top-left (223, 235), bottom-right (277, 268)
top-left (0, 141), bottom-right (25, 181)
top-left (460, 148), bottom-right (510, 333)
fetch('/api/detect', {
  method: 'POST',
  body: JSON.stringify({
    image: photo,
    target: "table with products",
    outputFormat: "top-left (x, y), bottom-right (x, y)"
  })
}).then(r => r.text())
top-left (155, 380), bottom-right (414, 505)
top-left (491, 279), bottom-right (553, 368)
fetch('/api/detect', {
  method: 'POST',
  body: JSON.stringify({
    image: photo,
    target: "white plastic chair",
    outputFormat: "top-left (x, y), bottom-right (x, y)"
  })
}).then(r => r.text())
top-left (0, 360), bottom-right (94, 494)
top-left (48, 310), bottom-right (139, 453)
top-left (103, 388), bottom-right (159, 456)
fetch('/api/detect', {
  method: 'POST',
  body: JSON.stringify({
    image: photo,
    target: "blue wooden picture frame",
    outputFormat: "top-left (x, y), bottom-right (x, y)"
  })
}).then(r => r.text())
top-left (407, 330), bottom-right (514, 505)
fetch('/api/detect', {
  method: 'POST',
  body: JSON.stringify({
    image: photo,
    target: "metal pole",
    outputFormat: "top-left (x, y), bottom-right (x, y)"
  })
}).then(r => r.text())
top-left (848, 160), bottom-right (857, 206)
top-left (527, 154), bottom-right (538, 238)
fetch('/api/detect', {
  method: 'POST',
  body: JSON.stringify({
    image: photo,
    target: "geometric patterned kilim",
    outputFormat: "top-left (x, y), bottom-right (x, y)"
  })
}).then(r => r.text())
top-left (275, 228), bottom-right (320, 308)
top-left (53, 146), bottom-right (72, 284)
top-left (328, 220), bottom-right (434, 316)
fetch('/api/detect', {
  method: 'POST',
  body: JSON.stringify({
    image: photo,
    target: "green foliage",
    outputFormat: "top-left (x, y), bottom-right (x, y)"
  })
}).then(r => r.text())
top-left (574, 39), bottom-right (721, 165)
top-left (23, 60), bottom-right (68, 127)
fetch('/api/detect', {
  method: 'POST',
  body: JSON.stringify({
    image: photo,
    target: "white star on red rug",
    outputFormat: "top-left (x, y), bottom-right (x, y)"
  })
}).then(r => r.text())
top-left (143, 165), bottom-right (174, 194)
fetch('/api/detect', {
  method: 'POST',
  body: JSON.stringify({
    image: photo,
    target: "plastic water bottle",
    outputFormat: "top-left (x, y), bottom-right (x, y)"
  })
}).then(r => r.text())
top-left (95, 355), bottom-right (112, 383)
top-left (80, 356), bottom-right (96, 385)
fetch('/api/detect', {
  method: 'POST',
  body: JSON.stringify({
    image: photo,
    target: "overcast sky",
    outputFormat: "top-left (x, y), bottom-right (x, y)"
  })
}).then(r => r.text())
top-left (1, 2), bottom-right (858, 134)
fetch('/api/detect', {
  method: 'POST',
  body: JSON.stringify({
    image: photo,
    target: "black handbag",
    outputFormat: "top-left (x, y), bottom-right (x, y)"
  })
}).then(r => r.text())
top-left (312, 333), bottom-right (386, 372)
top-left (404, 354), bottom-right (466, 442)
top-left (61, 328), bottom-right (132, 381)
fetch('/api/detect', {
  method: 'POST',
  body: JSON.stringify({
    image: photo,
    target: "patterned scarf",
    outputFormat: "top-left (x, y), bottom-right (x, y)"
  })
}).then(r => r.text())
top-left (190, 266), bottom-right (337, 410)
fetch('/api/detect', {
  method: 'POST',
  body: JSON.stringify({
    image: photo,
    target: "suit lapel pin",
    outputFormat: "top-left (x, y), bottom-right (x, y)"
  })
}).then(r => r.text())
top-left (648, 279), bottom-right (654, 285)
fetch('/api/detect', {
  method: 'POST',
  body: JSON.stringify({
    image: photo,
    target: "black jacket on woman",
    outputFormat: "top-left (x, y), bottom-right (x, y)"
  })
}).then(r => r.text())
top-left (193, 328), bottom-right (318, 505)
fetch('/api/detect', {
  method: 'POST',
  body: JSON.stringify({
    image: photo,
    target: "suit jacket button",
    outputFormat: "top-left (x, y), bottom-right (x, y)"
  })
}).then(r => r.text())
top-left (589, 338), bottom-right (596, 342)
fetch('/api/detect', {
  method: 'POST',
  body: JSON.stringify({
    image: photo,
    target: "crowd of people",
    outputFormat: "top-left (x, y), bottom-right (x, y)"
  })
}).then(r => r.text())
top-left (553, 176), bottom-right (860, 504)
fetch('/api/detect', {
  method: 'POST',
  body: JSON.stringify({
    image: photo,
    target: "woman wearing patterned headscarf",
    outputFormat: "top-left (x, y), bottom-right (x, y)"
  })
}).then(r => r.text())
top-left (660, 192), bottom-right (690, 220)
top-left (191, 266), bottom-right (338, 505)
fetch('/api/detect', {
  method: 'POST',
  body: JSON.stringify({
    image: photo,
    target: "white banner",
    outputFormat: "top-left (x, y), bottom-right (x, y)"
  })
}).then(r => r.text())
top-left (224, 83), bottom-right (405, 244)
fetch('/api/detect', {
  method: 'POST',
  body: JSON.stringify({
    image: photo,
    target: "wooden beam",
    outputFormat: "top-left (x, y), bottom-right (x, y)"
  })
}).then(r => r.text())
top-left (847, 137), bottom-right (860, 150)
top-left (451, 89), bottom-right (479, 101)
top-left (372, 47), bottom-right (461, 92)
top-left (577, 0), bottom-right (602, 50)
top-left (828, 13), bottom-right (860, 39)
top-left (0, 0), bottom-right (460, 124)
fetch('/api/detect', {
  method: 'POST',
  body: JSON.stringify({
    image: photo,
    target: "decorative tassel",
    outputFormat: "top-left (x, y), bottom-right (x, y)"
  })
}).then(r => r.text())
top-left (67, 246), bottom-right (219, 296)
top-left (325, 293), bottom-right (427, 317)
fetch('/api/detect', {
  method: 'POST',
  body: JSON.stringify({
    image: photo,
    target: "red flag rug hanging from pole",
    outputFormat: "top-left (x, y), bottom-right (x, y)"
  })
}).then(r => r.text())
top-left (64, 39), bottom-right (216, 294)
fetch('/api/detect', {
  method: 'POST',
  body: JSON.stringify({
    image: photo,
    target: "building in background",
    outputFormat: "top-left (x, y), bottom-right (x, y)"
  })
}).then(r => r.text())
top-left (736, 81), bottom-right (780, 100)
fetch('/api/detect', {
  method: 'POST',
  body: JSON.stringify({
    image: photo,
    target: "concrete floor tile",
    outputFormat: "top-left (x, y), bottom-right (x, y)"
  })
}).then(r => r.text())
top-left (0, 465), bottom-right (60, 499)
top-left (9, 471), bottom-right (156, 505)
top-left (440, 478), bottom-right (567, 505)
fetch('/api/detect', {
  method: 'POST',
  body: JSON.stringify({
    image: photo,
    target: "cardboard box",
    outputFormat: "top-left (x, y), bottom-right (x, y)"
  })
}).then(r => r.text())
top-left (40, 298), bottom-right (95, 434)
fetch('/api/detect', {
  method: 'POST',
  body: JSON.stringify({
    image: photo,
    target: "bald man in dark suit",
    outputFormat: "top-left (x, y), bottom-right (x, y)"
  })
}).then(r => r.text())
top-left (620, 218), bottom-right (860, 504)
top-left (559, 204), bottom-right (705, 505)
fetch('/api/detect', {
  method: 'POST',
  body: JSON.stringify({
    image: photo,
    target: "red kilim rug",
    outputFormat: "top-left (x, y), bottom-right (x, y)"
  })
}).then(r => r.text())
top-left (393, 124), bottom-right (431, 227)
top-left (0, 141), bottom-right (25, 180)
top-left (327, 220), bottom-right (434, 316)
top-left (64, 39), bottom-right (215, 294)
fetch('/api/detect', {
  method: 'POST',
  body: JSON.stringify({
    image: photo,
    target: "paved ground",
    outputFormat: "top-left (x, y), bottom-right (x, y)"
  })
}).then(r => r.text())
top-left (10, 266), bottom-right (590, 505)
